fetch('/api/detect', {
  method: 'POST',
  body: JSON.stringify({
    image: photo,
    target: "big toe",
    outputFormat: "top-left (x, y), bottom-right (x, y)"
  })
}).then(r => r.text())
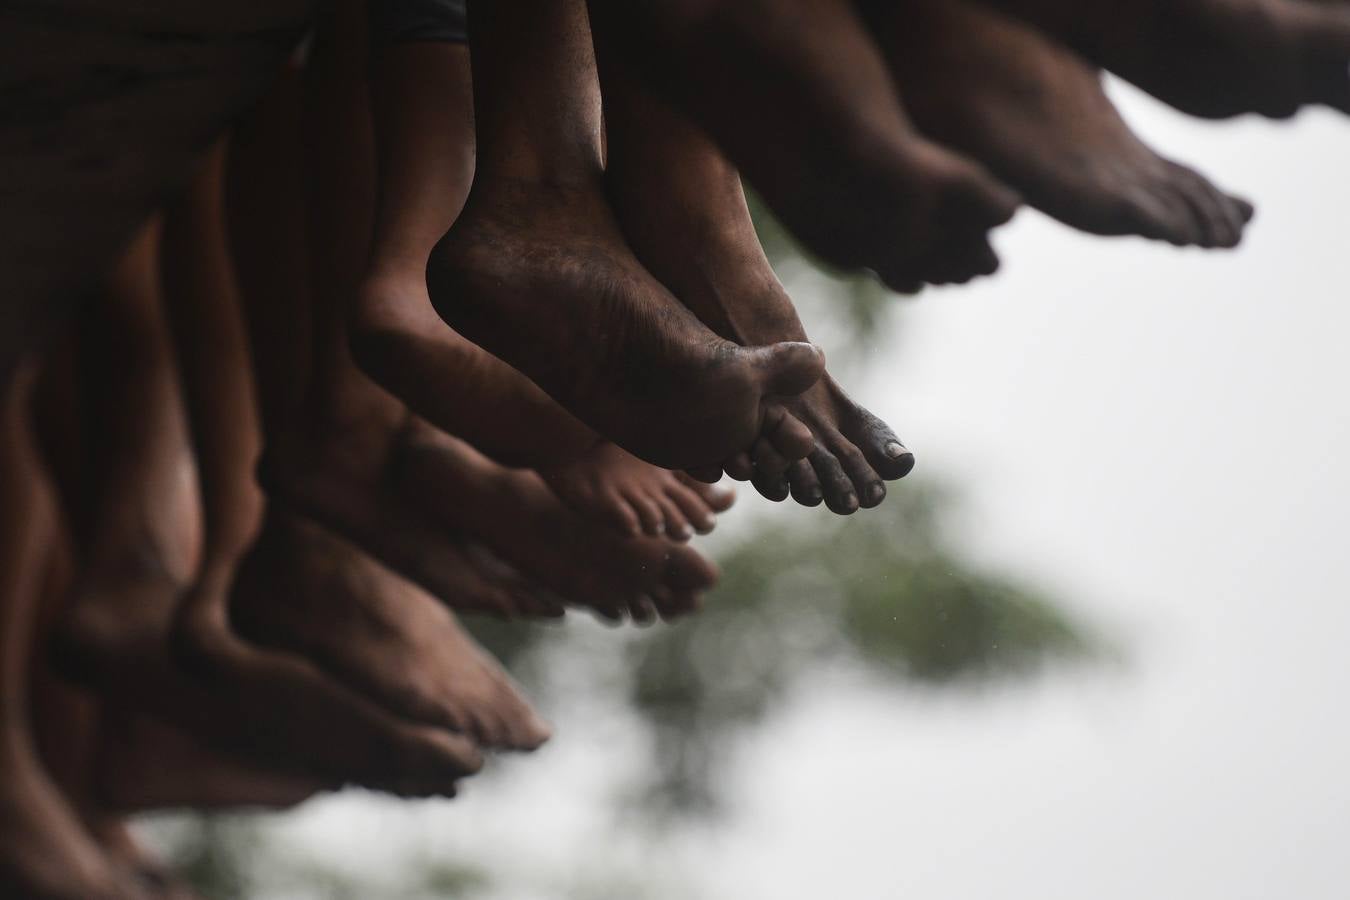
top-left (943, 165), bottom-right (1022, 230)
top-left (749, 341), bottom-right (826, 397)
top-left (854, 413), bottom-right (915, 482)
top-left (498, 684), bottom-right (552, 751)
top-left (662, 543), bottom-right (720, 595)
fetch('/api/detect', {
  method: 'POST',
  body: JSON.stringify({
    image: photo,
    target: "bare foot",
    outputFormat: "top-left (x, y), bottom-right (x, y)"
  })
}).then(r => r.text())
top-left (877, 0), bottom-right (1254, 247)
top-left (540, 441), bottom-right (735, 540)
top-left (0, 744), bottom-right (148, 900)
top-left (979, 0), bottom-right (1350, 119)
top-left (604, 85), bottom-right (915, 513)
top-left (590, 0), bottom-right (1021, 292)
top-left (89, 819), bottom-right (202, 900)
top-left (261, 399), bottom-right (566, 619)
top-left (394, 425), bottom-right (721, 623)
top-left (230, 510), bottom-right (551, 751)
top-left (93, 711), bottom-right (324, 813)
top-left (428, 177), bottom-right (825, 470)
top-left (354, 276), bottom-right (731, 540)
top-left (0, 359), bottom-right (146, 900)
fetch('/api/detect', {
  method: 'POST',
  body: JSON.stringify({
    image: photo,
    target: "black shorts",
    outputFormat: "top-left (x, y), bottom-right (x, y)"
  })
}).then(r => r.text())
top-left (370, 0), bottom-right (468, 44)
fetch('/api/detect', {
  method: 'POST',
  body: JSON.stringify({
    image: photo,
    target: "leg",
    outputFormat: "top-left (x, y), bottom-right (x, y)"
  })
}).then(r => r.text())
top-left (603, 58), bottom-right (916, 514)
top-left (357, 33), bottom-right (732, 538)
top-left (0, 359), bottom-right (144, 900)
top-left (974, 0), bottom-right (1350, 118)
top-left (229, 35), bottom-right (560, 618)
top-left (55, 218), bottom-right (483, 797)
top-left (875, 0), bottom-right (1254, 246)
top-left (587, 0), bottom-right (1020, 293)
top-left (428, 0), bottom-right (826, 471)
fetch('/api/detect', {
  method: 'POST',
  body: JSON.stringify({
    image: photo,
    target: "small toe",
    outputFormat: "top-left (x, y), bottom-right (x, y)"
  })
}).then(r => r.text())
top-left (678, 472), bottom-right (736, 513)
top-left (787, 458), bottom-right (824, 507)
top-left (723, 452), bottom-right (754, 482)
top-left (654, 493), bottom-right (694, 542)
top-left (833, 441), bottom-right (886, 509)
top-left (666, 479), bottom-right (718, 534)
top-left (622, 488), bottom-right (666, 536)
top-left (762, 405), bottom-right (815, 461)
top-left (810, 447), bottom-right (859, 515)
top-left (751, 439), bottom-right (792, 502)
top-left (601, 489), bottom-right (643, 537)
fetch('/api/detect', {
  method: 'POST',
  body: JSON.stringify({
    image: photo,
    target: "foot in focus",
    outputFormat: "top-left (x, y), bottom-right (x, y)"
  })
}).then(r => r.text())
top-left (604, 86), bottom-right (915, 512)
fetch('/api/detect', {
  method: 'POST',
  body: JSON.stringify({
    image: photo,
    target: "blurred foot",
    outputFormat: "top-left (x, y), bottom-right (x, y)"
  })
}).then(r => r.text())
top-left (231, 511), bottom-right (551, 751)
top-left (880, 0), bottom-right (1254, 246)
top-left (94, 712), bottom-right (323, 813)
top-left (592, 0), bottom-right (1020, 292)
top-left (262, 392), bottom-right (565, 619)
top-left (541, 442), bottom-right (734, 540)
top-left (394, 424), bottom-right (721, 623)
top-left (0, 745), bottom-right (147, 900)
top-left (88, 819), bottom-right (202, 900)
top-left (981, 0), bottom-right (1350, 118)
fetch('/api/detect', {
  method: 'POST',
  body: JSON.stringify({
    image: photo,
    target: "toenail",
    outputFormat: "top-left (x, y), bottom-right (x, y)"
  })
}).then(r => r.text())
top-left (844, 493), bottom-right (858, 510)
top-left (869, 484), bottom-right (885, 503)
top-left (885, 441), bottom-right (907, 459)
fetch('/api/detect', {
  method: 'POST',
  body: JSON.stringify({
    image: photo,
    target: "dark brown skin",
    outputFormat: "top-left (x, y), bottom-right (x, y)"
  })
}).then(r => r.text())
top-left (231, 510), bottom-right (552, 751)
top-left (0, 0), bottom-right (312, 377)
top-left (355, 41), bottom-right (735, 538)
top-left (228, 46), bottom-right (564, 618)
top-left (0, 359), bottom-right (148, 900)
top-left (873, 0), bottom-right (1255, 247)
top-left (54, 217), bottom-right (483, 798)
top-left (601, 55), bottom-right (915, 513)
top-left (164, 134), bottom-right (551, 753)
top-left (586, 0), bottom-right (1021, 293)
top-left (428, 0), bottom-right (826, 472)
top-left (971, 0), bottom-right (1350, 119)
top-left (393, 425), bottom-right (721, 625)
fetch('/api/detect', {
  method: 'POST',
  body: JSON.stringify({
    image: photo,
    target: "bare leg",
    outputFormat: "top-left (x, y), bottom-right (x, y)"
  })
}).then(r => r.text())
top-left (230, 26), bottom-right (563, 618)
top-left (428, 0), bottom-right (826, 472)
top-left (603, 59), bottom-right (915, 514)
top-left (0, 359), bottom-right (145, 899)
top-left (0, 0), bottom-right (312, 376)
top-left (587, 0), bottom-right (1020, 293)
top-left (56, 217), bottom-right (483, 797)
top-left (358, 39), bottom-right (733, 538)
top-left (972, 0), bottom-right (1350, 119)
top-left (874, 0), bottom-right (1254, 246)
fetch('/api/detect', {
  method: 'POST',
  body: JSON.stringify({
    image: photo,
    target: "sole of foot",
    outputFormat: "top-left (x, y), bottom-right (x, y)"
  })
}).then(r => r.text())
top-left (427, 176), bottom-right (825, 470)
top-left (230, 510), bottom-right (551, 751)
top-left (883, 0), bottom-right (1254, 247)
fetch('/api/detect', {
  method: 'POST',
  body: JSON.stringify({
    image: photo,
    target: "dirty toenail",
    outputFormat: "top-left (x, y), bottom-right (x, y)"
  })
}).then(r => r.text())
top-left (885, 441), bottom-right (907, 459)
top-left (843, 492), bottom-right (858, 510)
top-left (869, 484), bottom-right (886, 504)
